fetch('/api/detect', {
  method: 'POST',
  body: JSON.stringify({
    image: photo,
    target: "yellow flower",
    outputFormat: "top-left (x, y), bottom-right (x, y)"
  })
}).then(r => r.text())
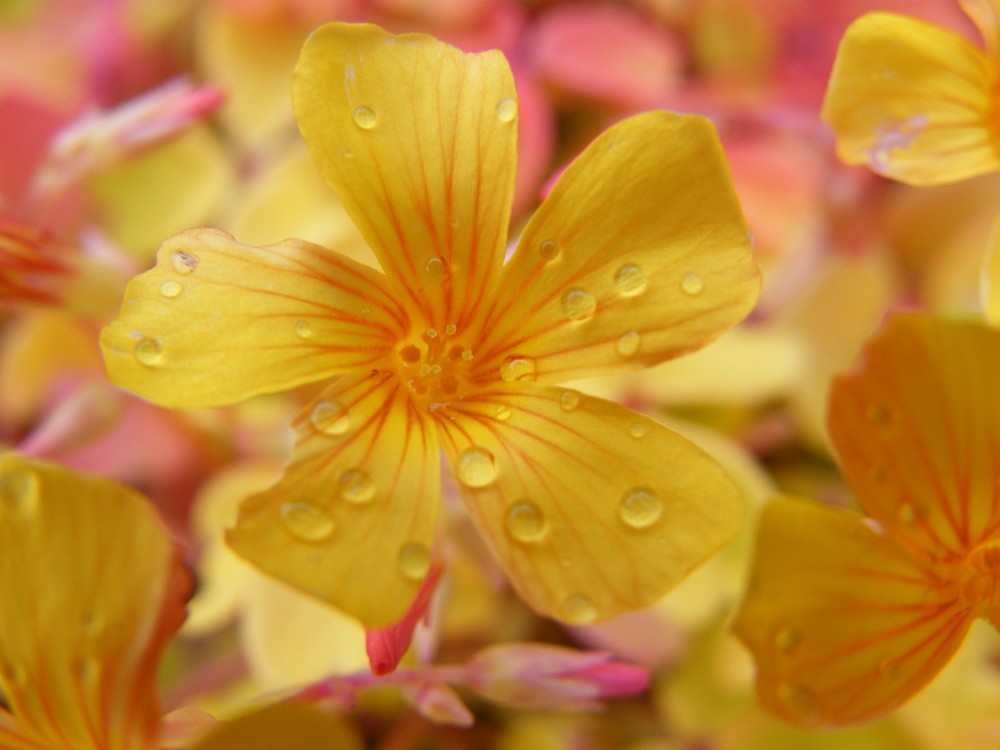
top-left (100, 23), bottom-right (760, 628)
top-left (733, 314), bottom-right (1000, 726)
top-left (823, 0), bottom-right (1000, 184)
top-left (0, 453), bottom-right (192, 749)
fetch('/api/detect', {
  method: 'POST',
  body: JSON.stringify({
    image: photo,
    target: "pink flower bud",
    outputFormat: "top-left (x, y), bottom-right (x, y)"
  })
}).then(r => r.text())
top-left (402, 683), bottom-right (473, 727)
top-left (365, 565), bottom-right (442, 676)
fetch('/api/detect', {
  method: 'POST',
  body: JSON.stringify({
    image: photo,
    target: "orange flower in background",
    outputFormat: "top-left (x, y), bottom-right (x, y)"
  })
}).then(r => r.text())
top-left (733, 314), bottom-right (1000, 726)
top-left (822, 0), bottom-right (1000, 184)
top-left (100, 23), bottom-right (760, 629)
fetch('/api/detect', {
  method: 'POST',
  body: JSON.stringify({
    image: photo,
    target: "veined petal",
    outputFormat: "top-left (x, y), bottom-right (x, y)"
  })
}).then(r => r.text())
top-left (471, 112), bottom-right (759, 386)
top-left (0, 454), bottom-right (191, 750)
top-left (828, 314), bottom-right (1000, 560)
top-left (822, 13), bottom-right (999, 185)
top-left (292, 22), bottom-right (517, 331)
top-left (100, 228), bottom-right (405, 409)
top-left (433, 385), bottom-right (743, 623)
top-left (733, 497), bottom-right (971, 727)
top-left (227, 371), bottom-right (441, 628)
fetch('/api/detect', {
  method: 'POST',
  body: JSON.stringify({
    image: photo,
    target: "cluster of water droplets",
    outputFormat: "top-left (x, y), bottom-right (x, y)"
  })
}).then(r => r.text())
top-left (133, 250), bottom-right (200, 368)
top-left (348, 96), bottom-right (516, 140)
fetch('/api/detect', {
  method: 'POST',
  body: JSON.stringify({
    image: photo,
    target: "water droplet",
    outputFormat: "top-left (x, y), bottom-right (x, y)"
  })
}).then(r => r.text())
top-left (561, 594), bottom-right (597, 624)
top-left (897, 502), bottom-right (918, 525)
top-left (561, 288), bottom-right (597, 322)
top-left (681, 273), bottom-right (704, 295)
top-left (868, 404), bottom-right (892, 427)
top-left (495, 98), bottom-right (517, 122)
top-left (619, 487), bottom-right (662, 529)
top-left (629, 422), bottom-right (646, 439)
top-left (616, 331), bottom-right (640, 358)
top-left (505, 501), bottom-right (548, 543)
top-left (159, 280), bottom-right (182, 298)
top-left (445, 324), bottom-right (457, 336)
top-left (280, 502), bottom-right (336, 541)
top-left (560, 391), bottom-right (580, 411)
top-left (75, 657), bottom-right (100, 688)
top-left (500, 355), bottom-right (537, 382)
top-left (343, 148), bottom-right (354, 158)
top-left (424, 257), bottom-right (446, 280)
top-left (294, 321), bottom-right (313, 339)
top-left (614, 264), bottom-right (646, 296)
top-left (0, 470), bottom-right (40, 516)
top-left (456, 447), bottom-right (497, 487)
top-left (353, 106), bottom-right (377, 129)
top-left (398, 542), bottom-right (431, 581)
top-left (134, 338), bottom-right (164, 367)
top-left (171, 251), bottom-right (198, 275)
top-left (539, 239), bottom-right (560, 262)
top-left (340, 469), bottom-right (375, 504)
top-left (310, 400), bottom-right (350, 436)
top-left (877, 659), bottom-right (900, 678)
top-left (774, 628), bottom-right (801, 652)
top-left (776, 682), bottom-right (819, 725)
top-left (494, 404), bottom-right (512, 421)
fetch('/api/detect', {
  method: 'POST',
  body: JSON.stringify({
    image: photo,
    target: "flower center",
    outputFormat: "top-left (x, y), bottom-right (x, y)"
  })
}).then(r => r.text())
top-left (396, 325), bottom-right (476, 403)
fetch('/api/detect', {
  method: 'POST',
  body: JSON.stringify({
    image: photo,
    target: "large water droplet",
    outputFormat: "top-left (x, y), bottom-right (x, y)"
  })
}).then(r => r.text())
top-left (456, 447), bottom-right (497, 487)
top-left (159, 280), bottom-right (182, 298)
top-left (353, 106), bottom-right (377, 129)
top-left (294, 321), bottom-right (313, 339)
top-left (539, 239), bottom-right (560, 262)
top-left (561, 288), bottom-right (597, 322)
top-left (776, 682), bottom-right (820, 725)
top-left (681, 273), bottom-right (704, 296)
top-left (494, 404), bottom-right (512, 421)
top-left (559, 391), bottom-right (580, 411)
top-left (0, 470), bottom-right (40, 516)
top-left (171, 251), bottom-right (198, 275)
top-left (134, 338), bottom-right (164, 367)
top-left (505, 501), bottom-right (548, 543)
top-left (616, 331), bottom-right (640, 358)
top-left (897, 502), bottom-right (918, 525)
top-left (774, 628), bottom-right (801, 652)
top-left (424, 257), bottom-right (446, 280)
top-left (280, 502), bottom-right (336, 541)
top-left (340, 469), bottom-right (375, 503)
top-left (629, 422), bottom-right (646, 439)
top-left (619, 487), bottom-right (662, 529)
top-left (495, 98), bottom-right (517, 123)
top-left (561, 594), bottom-right (597, 624)
top-left (500, 355), bottom-right (537, 382)
top-left (614, 264), bottom-right (647, 296)
top-left (398, 542), bottom-right (431, 581)
top-left (310, 400), bottom-right (350, 436)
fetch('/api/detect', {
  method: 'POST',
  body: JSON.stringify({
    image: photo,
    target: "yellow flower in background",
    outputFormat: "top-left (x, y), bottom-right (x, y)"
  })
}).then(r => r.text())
top-left (823, 0), bottom-right (1000, 184)
top-left (733, 314), bottom-right (1000, 726)
top-left (101, 23), bottom-right (760, 628)
top-left (0, 453), bottom-right (193, 749)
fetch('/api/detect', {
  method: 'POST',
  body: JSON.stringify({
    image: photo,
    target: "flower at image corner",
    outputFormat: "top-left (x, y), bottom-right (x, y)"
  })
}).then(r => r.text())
top-left (822, 0), bottom-right (1000, 185)
top-left (100, 23), bottom-right (761, 629)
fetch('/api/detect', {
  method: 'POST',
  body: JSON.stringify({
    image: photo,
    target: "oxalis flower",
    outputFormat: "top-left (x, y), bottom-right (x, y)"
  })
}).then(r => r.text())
top-left (101, 23), bottom-right (760, 629)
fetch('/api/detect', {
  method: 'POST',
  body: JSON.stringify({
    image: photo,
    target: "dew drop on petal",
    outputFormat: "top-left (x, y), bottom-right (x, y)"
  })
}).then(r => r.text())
top-left (134, 338), bottom-right (164, 367)
top-left (561, 288), bottom-right (597, 322)
top-left (495, 98), bottom-right (517, 123)
top-left (494, 404), bottom-right (512, 421)
top-left (424, 257), bottom-right (446, 280)
top-left (629, 422), bottom-right (646, 439)
top-left (776, 682), bottom-right (820, 725)
top-left (398, 542), bottom-right (431, 581)
top-left (280, 502), bottom-right (336, 541)
top-left (681, 273), bottom-right (704, 296)
top-left (294, 321), bottom-right (313, 339)
top-left (897, 502), bottom-right (918, 525)
top-left (561, 594), bottom-right (597, 624)
top-left (456, 447), bottom-right (497, 487)
top-left (868, 404), bottom-right (892, 427)
top-left (616, 331), bottom-right (640, 358)
top-left (619, 487), bottom-right (662, 529)
top-left (614, 264), bottom-right (646, 296)
top-left (878, 659), bottom-right (901, 678)
top-left (559, 391), bottom-right (580, 411)
top-left (353, 106), bottom-right (377, 129)
top-left (159, 280), bottom-right (182, 298)
top-left (343, 148), bottom-right (354, 158)
top-left (340, 469), bottom-right (375, 504)
top-left (500, 355), bottom-right (537, 382)
top-left (539, 239), bottom-right (560, 262)
top-left (171, 251), bottom-right (198, 275)
top-left (774, 628), bottom-right (801, 652)
top-left (505, 501), bottom-right (548, 543)
top-left (0, 470), bottom-right (40, 517)
top-left (310, 400), bottom-right (350, 436)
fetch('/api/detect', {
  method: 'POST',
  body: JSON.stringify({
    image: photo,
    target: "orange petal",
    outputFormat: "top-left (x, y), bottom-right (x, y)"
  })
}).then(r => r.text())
top-left (822, 12), bottom-right (998, 185)
top-left (828, 314), bottom-right (1000, 560)
top-left (101, 228), bottom-right (405, 409)
top-left (292, 22), bottom-right (517, 332)
top-left (227, 371), bottom-right (441, 628)
top-left (0, 454), bottom-right (191, 749)
top-left (960, 0), bottom-right (1000, 59)
top-left (471, 112), bottom-right (760, 386)
top-left (732, 496), bottom-right (971, 727)
top-left (433, 385), bottom-right (743, 623)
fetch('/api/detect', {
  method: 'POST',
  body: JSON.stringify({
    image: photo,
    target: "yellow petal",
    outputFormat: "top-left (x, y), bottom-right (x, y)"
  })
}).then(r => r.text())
top-left (191, 702), bottom-right (362, 750)
top-left (227, 371), bottom-right (441, 628)
top-left (433, 385), bottom-right (743, 623)
top-left (828, 314), bottom-right (1000, 559)
top-left (292, 22), bottom-right (517, 331)
top-left (471, 112), bottom-right (760, 386)
top-left (732, 496), bottom-right (971, 727)
top-left (100, 228), bottom-right (405, 409)
top-left (982, 215), bottom-right (1000, 324)
top-left (0, 454), bottom-right (191, 749)
top-left (822, 12), bottom-right (999, 185)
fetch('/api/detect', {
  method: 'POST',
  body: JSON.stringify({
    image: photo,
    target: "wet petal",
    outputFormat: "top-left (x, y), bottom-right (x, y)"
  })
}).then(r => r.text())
top-left (433, 385), bottom-right (743, 623)
top-left (822, 12), bottom-right (999, 185)
top-left (828, 314), bottom-right (1000, 559)
top-left (0, 454), bottom-right (191, 749)
top-left (293, 22), bottom-right (517, 332)
top-left (227, 371), bottom-right (441, 628)
top-left (733, 497), bottom-right (970, 727)
top-left (472, 112), bottom-right (759, 385)
top-left (101, 228), bottom-right (405, 409)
